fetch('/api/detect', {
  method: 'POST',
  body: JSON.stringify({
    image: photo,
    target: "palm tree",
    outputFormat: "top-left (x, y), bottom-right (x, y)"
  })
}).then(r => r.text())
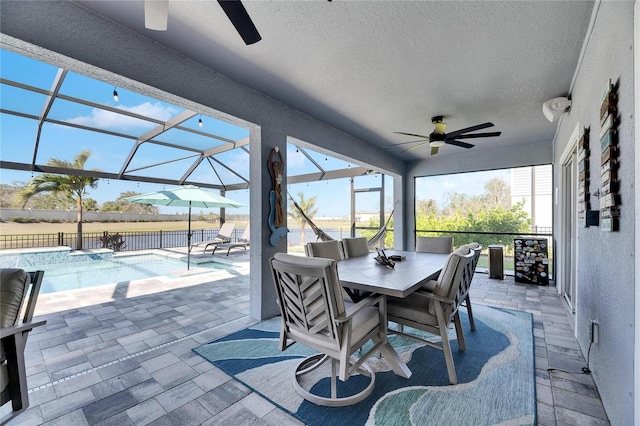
top-left (288, 192), bottom-right (319, 247)
top-left (19, 150), bottom-right (99, 250)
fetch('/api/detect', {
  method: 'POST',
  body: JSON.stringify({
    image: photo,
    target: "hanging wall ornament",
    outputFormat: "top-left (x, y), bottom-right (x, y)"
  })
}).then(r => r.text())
top-left (268, 147), bottom-right (289, 246)
top-left (598, 79), bottom-right (620, 232)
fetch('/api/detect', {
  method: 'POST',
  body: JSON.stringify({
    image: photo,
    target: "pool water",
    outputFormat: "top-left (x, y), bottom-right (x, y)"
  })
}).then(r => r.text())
top-left (32, 254), bottom-right (228, 294)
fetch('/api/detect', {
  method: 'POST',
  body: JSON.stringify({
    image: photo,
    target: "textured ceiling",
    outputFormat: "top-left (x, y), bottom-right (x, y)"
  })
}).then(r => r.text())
top-left (71, 1), bottom-right (594, 161)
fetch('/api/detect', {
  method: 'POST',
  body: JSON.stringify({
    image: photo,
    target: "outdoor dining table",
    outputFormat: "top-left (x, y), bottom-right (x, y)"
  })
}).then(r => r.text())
top-left (336, 250), bottom-right (450, 379)
top-left (337, 250), bottom-right (449, 298)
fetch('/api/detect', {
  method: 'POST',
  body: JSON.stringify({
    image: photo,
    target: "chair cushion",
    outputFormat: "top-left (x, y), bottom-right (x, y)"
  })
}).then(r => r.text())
top-left (416, 236), bottom-right (454, 254)
top-left (306, 240), bottom-right (344, 261)
top-left (387, 292), bottom-right (438, 327)
top-left (342, 237), bottom-right (369, 258)
top-left (344, 301), bottom-right (381, 344)
top-left (0, 269), bottom-right (30, 364)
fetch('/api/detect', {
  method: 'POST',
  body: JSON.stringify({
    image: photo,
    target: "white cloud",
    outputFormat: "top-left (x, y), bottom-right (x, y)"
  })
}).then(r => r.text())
top-left (286, 145), bottom-right (307, 169)
top-left (64, 102), bottom-right (180, 130)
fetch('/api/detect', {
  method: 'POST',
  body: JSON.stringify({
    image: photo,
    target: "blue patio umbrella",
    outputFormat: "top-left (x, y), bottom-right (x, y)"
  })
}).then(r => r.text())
top-left (124, 185), bottom-right (243, 269)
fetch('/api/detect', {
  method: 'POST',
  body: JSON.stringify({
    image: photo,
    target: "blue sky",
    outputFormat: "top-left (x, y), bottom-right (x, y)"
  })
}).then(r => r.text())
top-left (1, 48), bottom-right (504, 218)
top-left (415, 169), bottom-right (510, 209)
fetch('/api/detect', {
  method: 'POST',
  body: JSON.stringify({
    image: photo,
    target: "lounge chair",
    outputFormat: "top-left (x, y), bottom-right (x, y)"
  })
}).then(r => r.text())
top-left (211, 226), bottom-right (250, 256)
top-left (190, 223), bottom-right (236, 253)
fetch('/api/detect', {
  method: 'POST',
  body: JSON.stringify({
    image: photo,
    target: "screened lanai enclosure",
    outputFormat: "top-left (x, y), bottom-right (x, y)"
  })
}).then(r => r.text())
top-left (0, 48), bottom-right (392, 241)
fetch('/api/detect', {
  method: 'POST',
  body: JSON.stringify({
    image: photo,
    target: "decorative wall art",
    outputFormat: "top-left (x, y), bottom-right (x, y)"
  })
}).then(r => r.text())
top-left (268, 146), bottom-right (289, 246)
top-left (577, 129), bottom-right (590, 227)
top-left (598, 79), bottom-right (619, 232)
top-left (514, 238), bottom-right (549, 285)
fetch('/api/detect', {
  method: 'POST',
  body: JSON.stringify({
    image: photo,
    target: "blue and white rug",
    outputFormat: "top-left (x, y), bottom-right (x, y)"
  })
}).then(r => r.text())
top-left (193, 305), bottom-right (535, 425)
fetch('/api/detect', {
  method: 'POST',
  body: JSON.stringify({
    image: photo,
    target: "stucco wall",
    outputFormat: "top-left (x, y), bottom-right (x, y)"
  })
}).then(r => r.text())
top-left (552, 2), bottom-right (635, 424)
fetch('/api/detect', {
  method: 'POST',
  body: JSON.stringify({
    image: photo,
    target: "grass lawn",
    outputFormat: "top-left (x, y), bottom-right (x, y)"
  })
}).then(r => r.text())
top-left (0, 221), bottom-right (238, 235)
top-left (0, 219), bottom-right (354, 235)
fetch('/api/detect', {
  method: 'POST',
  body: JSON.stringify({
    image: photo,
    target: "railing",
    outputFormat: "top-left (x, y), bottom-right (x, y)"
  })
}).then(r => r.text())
top-left (415, 228), bottom-right (554, 277)
top-left (0, 228), bottom-right (246, 251)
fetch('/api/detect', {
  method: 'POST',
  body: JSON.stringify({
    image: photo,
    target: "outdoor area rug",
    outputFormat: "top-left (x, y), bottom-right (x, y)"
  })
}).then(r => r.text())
top-left (193, 305), bottom-right (535, 425)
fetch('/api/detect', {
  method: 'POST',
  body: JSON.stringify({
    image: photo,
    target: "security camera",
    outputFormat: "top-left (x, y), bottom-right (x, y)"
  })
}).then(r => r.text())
top-left (542, 97), bottom-right (572, 122)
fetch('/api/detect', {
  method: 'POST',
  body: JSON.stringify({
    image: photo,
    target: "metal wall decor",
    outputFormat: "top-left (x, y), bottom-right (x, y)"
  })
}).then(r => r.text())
top-left (598, 79), bottom-right (619, 232)
top-left (514, 238), bottom-right (549, 285)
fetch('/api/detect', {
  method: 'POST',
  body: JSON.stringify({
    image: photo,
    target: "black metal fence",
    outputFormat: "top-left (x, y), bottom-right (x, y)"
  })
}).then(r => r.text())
top-left (414, 228), bottom-right (554, 277)
top-left (0, 228), bottom-right (244, 251)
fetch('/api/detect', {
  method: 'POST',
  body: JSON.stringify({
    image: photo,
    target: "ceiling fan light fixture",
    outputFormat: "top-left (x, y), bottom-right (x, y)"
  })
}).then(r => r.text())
top-left (434, 122), bottom-right (447, 134)
top-left (429, 140), bottom-right (445, 148)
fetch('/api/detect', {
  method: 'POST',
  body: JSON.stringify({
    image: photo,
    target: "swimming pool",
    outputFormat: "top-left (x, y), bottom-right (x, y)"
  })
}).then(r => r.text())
top-left (0, 250), bottom-right (230, 294)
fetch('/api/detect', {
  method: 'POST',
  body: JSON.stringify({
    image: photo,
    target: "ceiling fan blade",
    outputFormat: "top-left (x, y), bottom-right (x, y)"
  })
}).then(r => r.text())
top-left (383, 138), bottom-right (429, 147)
top-left (450, 131), bottom-right (502, 139)
top-left (217, 0), bottom-right (262, 45)
top-left (446, 122), bottom-right (494, 137)
top-left (446, 140), bottom-right (475, 149)
top-left (431, 146), bottom-right (439, 155)
top-left (403, 141), bottom-right (430, 152)
top-left (394, 131), bottom-right (431, 139)
top-left (144, 0), bottom-right (168, 31)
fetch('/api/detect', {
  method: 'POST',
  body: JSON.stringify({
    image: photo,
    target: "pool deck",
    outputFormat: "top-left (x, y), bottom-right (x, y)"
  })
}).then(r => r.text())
top-left (2, 247), bottom-right (609, 425)
top-left (33, 247), bottom-right (250, 315)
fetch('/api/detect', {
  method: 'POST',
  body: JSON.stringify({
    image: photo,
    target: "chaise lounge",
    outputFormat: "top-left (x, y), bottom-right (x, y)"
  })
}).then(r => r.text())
top-left (211, 226), bottom-right (250, 256)
top-left (189, 223), bottom-right (236, 253)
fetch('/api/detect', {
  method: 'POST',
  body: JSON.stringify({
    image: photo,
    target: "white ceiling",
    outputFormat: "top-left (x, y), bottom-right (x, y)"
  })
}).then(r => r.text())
top-left (73, 0), bottom-right (594, 162)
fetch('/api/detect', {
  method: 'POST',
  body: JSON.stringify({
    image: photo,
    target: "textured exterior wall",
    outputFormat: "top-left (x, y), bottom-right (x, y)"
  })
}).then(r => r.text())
top-left (553, 2), bottom-right (635, 424)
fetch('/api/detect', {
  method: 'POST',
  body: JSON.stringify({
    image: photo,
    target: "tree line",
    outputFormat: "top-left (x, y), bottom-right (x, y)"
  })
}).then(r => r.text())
top-left (360, 177), bottom-right (532, 249)
top-left (1, 150), bottom-right (157, 249)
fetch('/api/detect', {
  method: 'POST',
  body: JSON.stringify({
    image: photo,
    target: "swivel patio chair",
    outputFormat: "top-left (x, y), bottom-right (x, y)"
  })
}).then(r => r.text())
top-left (1, 269), bottom-right (46, 422)
top-left (386, 247), bottom-right (475, 385)
top-left (270, 253), bottom-right (389, 406)
top-left (304, 240), bottom-right (345, 261)
top-left (341, 237), bottom-right (370, 259)
top-left (190, 222), bottom-right (236, 253)
top-left (415, 236), bottom-right (454, 254)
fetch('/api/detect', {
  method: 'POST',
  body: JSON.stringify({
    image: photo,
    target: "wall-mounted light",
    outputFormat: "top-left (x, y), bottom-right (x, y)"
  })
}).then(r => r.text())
top-left (113, 87), bottom-right (119, 102)
top-left (198, 115), bottom-right (203, 127)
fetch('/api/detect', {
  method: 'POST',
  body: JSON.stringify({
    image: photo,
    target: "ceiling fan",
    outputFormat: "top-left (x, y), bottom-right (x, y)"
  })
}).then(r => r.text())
top-left (144, 0), bottom-right (261, 45)
top-left (389, 116), bottom-right (501, 155)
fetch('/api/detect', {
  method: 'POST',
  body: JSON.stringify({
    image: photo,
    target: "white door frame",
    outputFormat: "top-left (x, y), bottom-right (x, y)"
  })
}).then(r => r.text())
top-left (558, 124), bottom-right (581, 314)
